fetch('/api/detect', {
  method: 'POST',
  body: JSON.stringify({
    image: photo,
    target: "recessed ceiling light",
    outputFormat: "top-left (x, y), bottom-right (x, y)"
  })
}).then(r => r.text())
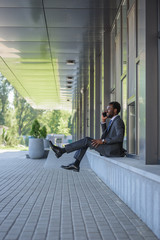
top-left (67, 76), bottom-right (73, 80)
top-left (66, 60), bottom-right (75, 65)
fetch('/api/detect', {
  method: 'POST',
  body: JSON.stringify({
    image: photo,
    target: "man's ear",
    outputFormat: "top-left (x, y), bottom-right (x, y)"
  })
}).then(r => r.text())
top-left (114, 108), bottom-right (117, 115)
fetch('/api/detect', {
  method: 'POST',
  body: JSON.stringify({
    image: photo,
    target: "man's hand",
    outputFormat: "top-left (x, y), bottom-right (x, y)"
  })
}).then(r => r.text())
top-left (91, 139), bottom-right (103, 148)
top-left (102, 112), bottom-right (107, 123)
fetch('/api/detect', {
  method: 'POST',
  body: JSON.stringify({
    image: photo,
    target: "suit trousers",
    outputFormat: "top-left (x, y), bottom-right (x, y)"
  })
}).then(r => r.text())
top-left (65, 137), bottom-right (107, 162)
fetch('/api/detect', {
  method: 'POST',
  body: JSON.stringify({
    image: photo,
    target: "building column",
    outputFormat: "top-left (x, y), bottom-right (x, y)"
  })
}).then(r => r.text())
top-left (158, 0), bottom-right (160, 163)
top-left (95, 45), bottom-right (101, 139)
top-left (146, 0), bottom-right (158, 164)
top-left (104, 30), bottom-right (111, 106)
top-left (90, 59), bottom-right (94, 138)
top-left (83, 87), bottom-right (87, 137)
top-left (76, 97), bottom-right (81, 140)
top-left (72, 113), bottom-right (76, 142)
top-left (79, 93), bottom-right (83, 139)
top-left (72, 92), bottom-right (77, 141)
top-left (75, 96), bottom-right (78, 141)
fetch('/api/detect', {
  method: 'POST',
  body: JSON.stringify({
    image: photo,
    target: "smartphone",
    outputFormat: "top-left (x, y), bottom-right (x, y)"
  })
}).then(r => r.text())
top-left (102, 112), bottom-right (107, 117)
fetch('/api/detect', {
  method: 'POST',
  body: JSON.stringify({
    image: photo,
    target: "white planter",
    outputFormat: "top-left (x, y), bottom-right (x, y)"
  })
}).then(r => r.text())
top-left (43, 139), bottom-right (49, 148)
top-left (29, 138), bottom-right (44, 159)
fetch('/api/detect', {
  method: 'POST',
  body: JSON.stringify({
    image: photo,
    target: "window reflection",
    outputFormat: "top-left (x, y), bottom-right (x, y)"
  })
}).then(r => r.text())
top-left (128, 3), bottom-right (136, 98)
top-left (122, 77), bottom-right (127, 149)
top-left (110, 26), bottom-right (116, 91)
top-left (122, 1), bottom-right (127, 74)
top-left (129, 0), bottom-right (135, 9)
top-left (128, 102), bottom-right (136, 154)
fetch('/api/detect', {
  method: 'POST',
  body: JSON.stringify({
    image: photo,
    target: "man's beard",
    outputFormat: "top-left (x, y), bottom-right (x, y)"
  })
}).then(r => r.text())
top-left (107, 114), bottom-right (113, 118)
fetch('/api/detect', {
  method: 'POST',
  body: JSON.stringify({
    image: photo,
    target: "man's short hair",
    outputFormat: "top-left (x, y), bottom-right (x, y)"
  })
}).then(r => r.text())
top-left (109, 101), bottom-right (121, 114)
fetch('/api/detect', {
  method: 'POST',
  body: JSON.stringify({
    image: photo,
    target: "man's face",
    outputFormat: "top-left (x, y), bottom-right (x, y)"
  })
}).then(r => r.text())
top-left (106, 104), bottom-right (117, 118)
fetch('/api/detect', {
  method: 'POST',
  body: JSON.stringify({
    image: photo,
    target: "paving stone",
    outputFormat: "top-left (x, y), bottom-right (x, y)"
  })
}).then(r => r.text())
top-left (129, 235), bottom-right (144, 240)
top-left (113, 232), bottom-right (129, 239)
top-left (101, 236), bottom-right (116, 240)
top-left (88, 232), bottom-right (102, 239)
top-left (145, 237), bottom-right (159, 240)
top-left (0, 232), bottom-right (7, 239)
top-left (0, 151), bottom-right (158, 240)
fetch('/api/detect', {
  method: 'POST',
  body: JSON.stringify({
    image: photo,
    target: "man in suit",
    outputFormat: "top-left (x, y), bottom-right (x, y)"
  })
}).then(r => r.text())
top-left (49, 101), bottom-right (125, 172)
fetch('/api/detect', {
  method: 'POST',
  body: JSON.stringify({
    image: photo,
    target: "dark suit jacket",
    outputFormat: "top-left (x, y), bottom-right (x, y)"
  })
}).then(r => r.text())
top-left (101, 115), bottom-right (125, 157)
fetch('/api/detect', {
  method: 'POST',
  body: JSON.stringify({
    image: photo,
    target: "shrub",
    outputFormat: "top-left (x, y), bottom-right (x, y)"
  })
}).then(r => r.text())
top-left (30, 119), bottom-right (41, 138)
top-left (30, 119), bottom-right (47, 139)
top-left (40, 126), bottom-right (47, 139)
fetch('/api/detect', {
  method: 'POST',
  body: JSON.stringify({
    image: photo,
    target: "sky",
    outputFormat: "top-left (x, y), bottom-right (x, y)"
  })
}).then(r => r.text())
top-left (8, 90), bottom-right (14, 107)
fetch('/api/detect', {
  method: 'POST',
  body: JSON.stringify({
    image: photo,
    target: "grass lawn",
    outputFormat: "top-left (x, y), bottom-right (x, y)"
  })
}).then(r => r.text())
top-left (0, 145), bottom-right (28, 151)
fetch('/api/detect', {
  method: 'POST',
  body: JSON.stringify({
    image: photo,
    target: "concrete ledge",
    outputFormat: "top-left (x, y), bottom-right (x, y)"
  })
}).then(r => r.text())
top-left (86, 150), bottom-right (160, 239)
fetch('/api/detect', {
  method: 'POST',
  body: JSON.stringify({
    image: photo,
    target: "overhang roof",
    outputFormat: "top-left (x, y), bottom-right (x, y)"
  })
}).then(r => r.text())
top-left (0, 0), bottom-right (120, 110)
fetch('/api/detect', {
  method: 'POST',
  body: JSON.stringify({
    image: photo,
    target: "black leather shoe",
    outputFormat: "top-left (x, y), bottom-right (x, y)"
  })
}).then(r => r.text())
top-left (61, 163), bottom-right (80, 172)
top-left (49, 141), bottom-right (63, 158)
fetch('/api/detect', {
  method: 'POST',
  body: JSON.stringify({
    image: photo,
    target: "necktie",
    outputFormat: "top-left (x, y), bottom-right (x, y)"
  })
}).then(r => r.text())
top-left (107, 120), bottom-right (112, 132)
top-left (101, 119), bottom-right (112, 139)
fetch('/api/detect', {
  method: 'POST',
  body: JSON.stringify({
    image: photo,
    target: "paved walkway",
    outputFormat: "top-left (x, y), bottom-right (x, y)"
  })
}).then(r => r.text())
top-left (0, 150), bottom-right (158, 240)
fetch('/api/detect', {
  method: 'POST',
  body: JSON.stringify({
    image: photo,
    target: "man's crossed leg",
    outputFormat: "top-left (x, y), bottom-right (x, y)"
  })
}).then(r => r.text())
top-left (49, 137), bottom-right (106, 172)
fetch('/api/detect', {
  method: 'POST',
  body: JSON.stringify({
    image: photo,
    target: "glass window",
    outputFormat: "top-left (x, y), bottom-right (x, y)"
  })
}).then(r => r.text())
top-left (128, 102), bottom-right (136, 154)
top-left (137, 60), bottom-right (145, 156)
top-left (129, 0), bottom-right (135, 9)
top-left (101, 46), bottom-right (104, 111)
top-left (116, 12), bottom-right (121, 36)
top-left (137, 0), bottom-right (145, 55)
top-left (122, 77), bottom-right (127, 149)
top-left (115, 31), bottom-right (121, 102)
top-left (115, 11), bottom-right (121, 102)
top-left (110, 26), bottom-right (116, 90)
top-left (122, 1), bottom-right (127, 74)
top-left (111, 89), bottom-right (116, 101)
top-left (128, 3), bottom-right (136, 98)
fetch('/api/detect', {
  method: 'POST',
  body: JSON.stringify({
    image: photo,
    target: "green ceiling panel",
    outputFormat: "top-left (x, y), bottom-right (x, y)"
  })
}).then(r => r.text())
top-left (0, 0), bottom-right (114, 110)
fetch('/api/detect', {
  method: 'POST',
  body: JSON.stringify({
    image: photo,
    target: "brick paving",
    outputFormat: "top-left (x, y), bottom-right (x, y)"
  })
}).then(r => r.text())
top-left (0, 150), bottom-right (158, 240)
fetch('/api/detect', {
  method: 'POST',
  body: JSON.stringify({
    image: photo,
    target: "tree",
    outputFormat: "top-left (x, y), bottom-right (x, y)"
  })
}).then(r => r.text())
top-left (0, 74), bottom-right (12, 125)
top-left (49, 110), bottom-right (62, 133)
top-left (68, 115), bottom-right (72, 134)
top-left (39, 110), bottom-right (61, 134)
top-left (57, 111), bottom-right (72, 135)
top-left (39, 110), bottom-right (72, 135)
top-left (13, 90), bottom-right (43, 136)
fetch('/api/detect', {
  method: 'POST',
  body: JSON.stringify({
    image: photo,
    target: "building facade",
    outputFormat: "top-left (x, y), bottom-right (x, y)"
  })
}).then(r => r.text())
top-left (72, 0), bottom-right (159, 165)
